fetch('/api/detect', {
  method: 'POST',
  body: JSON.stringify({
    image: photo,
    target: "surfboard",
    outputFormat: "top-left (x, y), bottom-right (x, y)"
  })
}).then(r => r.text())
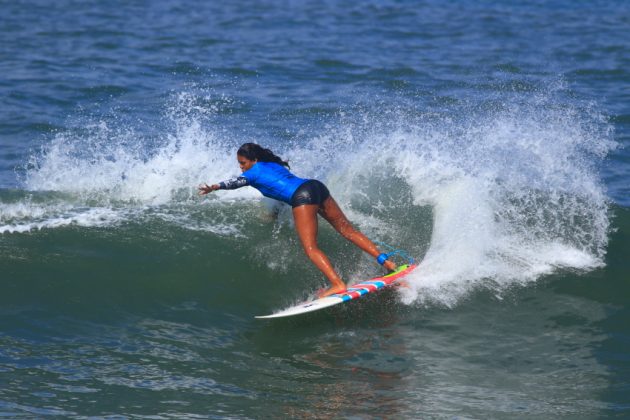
top-left (255, 263), bottom-right (417, 319)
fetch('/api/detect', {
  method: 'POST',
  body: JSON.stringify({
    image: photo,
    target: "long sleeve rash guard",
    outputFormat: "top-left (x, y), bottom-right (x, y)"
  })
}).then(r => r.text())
top-left (218, 161), bottom-right (307, 204)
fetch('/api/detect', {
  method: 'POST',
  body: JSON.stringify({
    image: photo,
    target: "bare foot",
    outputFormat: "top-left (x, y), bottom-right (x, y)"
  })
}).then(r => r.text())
top-left (317, 284), bottom-right (347, 298)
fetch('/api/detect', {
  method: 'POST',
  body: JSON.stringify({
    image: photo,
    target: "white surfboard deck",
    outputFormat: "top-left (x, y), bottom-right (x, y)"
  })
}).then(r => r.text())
top-left (255, 264), bottom-right (417, 319)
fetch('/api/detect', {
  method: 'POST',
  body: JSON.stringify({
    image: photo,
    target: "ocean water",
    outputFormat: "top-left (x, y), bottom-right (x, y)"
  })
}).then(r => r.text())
top-left (1, 0), bottom-right (629, 418)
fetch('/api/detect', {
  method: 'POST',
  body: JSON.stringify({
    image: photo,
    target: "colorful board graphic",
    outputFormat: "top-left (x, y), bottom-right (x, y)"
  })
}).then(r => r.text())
top-left (255, 264), bottom-right (418, 319)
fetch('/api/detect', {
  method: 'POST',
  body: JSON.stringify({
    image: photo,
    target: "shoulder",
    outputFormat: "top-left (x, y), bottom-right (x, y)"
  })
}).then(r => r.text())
top-left (241, 162), bottom-right (262, 179)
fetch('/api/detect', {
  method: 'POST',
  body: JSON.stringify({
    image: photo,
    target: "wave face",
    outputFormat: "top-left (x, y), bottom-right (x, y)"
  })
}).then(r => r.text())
top-left (7, 82), bottom-right (614, 307)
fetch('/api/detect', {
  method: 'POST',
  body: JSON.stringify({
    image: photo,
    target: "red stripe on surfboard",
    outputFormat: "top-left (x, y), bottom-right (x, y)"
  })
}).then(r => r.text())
top-left (350, 283), bottom-right (378, 292)
top-left (348, 291), bottom-right (362, 299)
top-left (373, 264), bottom-right (417, 284)
top-left (334, 264), bottom-right (417, 300)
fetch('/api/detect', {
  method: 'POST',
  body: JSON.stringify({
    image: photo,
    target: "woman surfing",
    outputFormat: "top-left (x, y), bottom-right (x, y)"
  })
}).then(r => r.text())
top-left (198, 143), bottom-right (397, 298)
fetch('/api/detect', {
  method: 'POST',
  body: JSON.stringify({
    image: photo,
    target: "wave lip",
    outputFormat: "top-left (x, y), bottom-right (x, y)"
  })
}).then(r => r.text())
top-left (392, 106), bottom-right (613, 305)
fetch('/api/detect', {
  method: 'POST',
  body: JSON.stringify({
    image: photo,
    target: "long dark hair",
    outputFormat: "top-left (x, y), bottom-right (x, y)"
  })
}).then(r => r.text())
top-left (237, 143), bottom-right (290, 168)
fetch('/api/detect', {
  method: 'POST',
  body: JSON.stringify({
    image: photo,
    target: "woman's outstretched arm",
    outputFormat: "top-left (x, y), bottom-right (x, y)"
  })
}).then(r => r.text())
top-left (198, 176), bottom-right (250, 195)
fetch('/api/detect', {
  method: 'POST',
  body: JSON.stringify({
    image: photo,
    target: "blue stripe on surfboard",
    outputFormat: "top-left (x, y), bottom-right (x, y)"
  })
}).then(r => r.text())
top-left (330, 267), bottom-right (411, 299)
top-left (335, 281), bottom-right (387, 299)
top-left (352, 281), bottom-right (386, 288)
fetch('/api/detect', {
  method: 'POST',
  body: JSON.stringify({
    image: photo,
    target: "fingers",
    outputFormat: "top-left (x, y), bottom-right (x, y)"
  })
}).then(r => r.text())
top-left (198, 183), bottom-right (220, 196)
top-left (198, 183), bottom-right (211, 195)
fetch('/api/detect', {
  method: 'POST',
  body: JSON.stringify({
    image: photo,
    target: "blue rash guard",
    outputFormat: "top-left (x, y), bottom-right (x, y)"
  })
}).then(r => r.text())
top-left (218, 162), bottom-right (308, 204)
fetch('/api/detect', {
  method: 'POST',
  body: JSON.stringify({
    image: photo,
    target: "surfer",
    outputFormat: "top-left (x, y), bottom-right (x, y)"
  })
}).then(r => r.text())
top-left (198, 143), bottom-right (397, 298)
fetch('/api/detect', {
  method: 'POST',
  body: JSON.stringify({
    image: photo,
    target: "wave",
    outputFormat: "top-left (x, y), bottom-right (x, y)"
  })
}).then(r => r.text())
top-left (3, 83), bottom-right (616, 306)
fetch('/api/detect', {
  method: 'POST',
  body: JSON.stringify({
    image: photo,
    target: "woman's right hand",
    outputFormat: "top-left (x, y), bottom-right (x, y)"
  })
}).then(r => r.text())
top-left (198, 183), bottom-right (219, 195)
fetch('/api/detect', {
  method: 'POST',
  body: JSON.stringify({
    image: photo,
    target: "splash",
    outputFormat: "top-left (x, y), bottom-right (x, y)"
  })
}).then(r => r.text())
top-left (14, 85), bottom-right (615, 306)
top-left (23, 92), bottom-right (248, 204)
top-left (301, 96), bottom-right (615, 306)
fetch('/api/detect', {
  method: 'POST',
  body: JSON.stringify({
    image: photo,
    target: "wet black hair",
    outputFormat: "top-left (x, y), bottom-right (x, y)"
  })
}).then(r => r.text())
top-left (237, 143), bottom-right (290, 168)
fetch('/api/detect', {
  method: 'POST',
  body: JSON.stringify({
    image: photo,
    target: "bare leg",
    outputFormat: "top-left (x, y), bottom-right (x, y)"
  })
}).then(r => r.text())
top-left (292, 204), bottom-right (346, 298)
top-left (318, 197), bottom-right (397, 272)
